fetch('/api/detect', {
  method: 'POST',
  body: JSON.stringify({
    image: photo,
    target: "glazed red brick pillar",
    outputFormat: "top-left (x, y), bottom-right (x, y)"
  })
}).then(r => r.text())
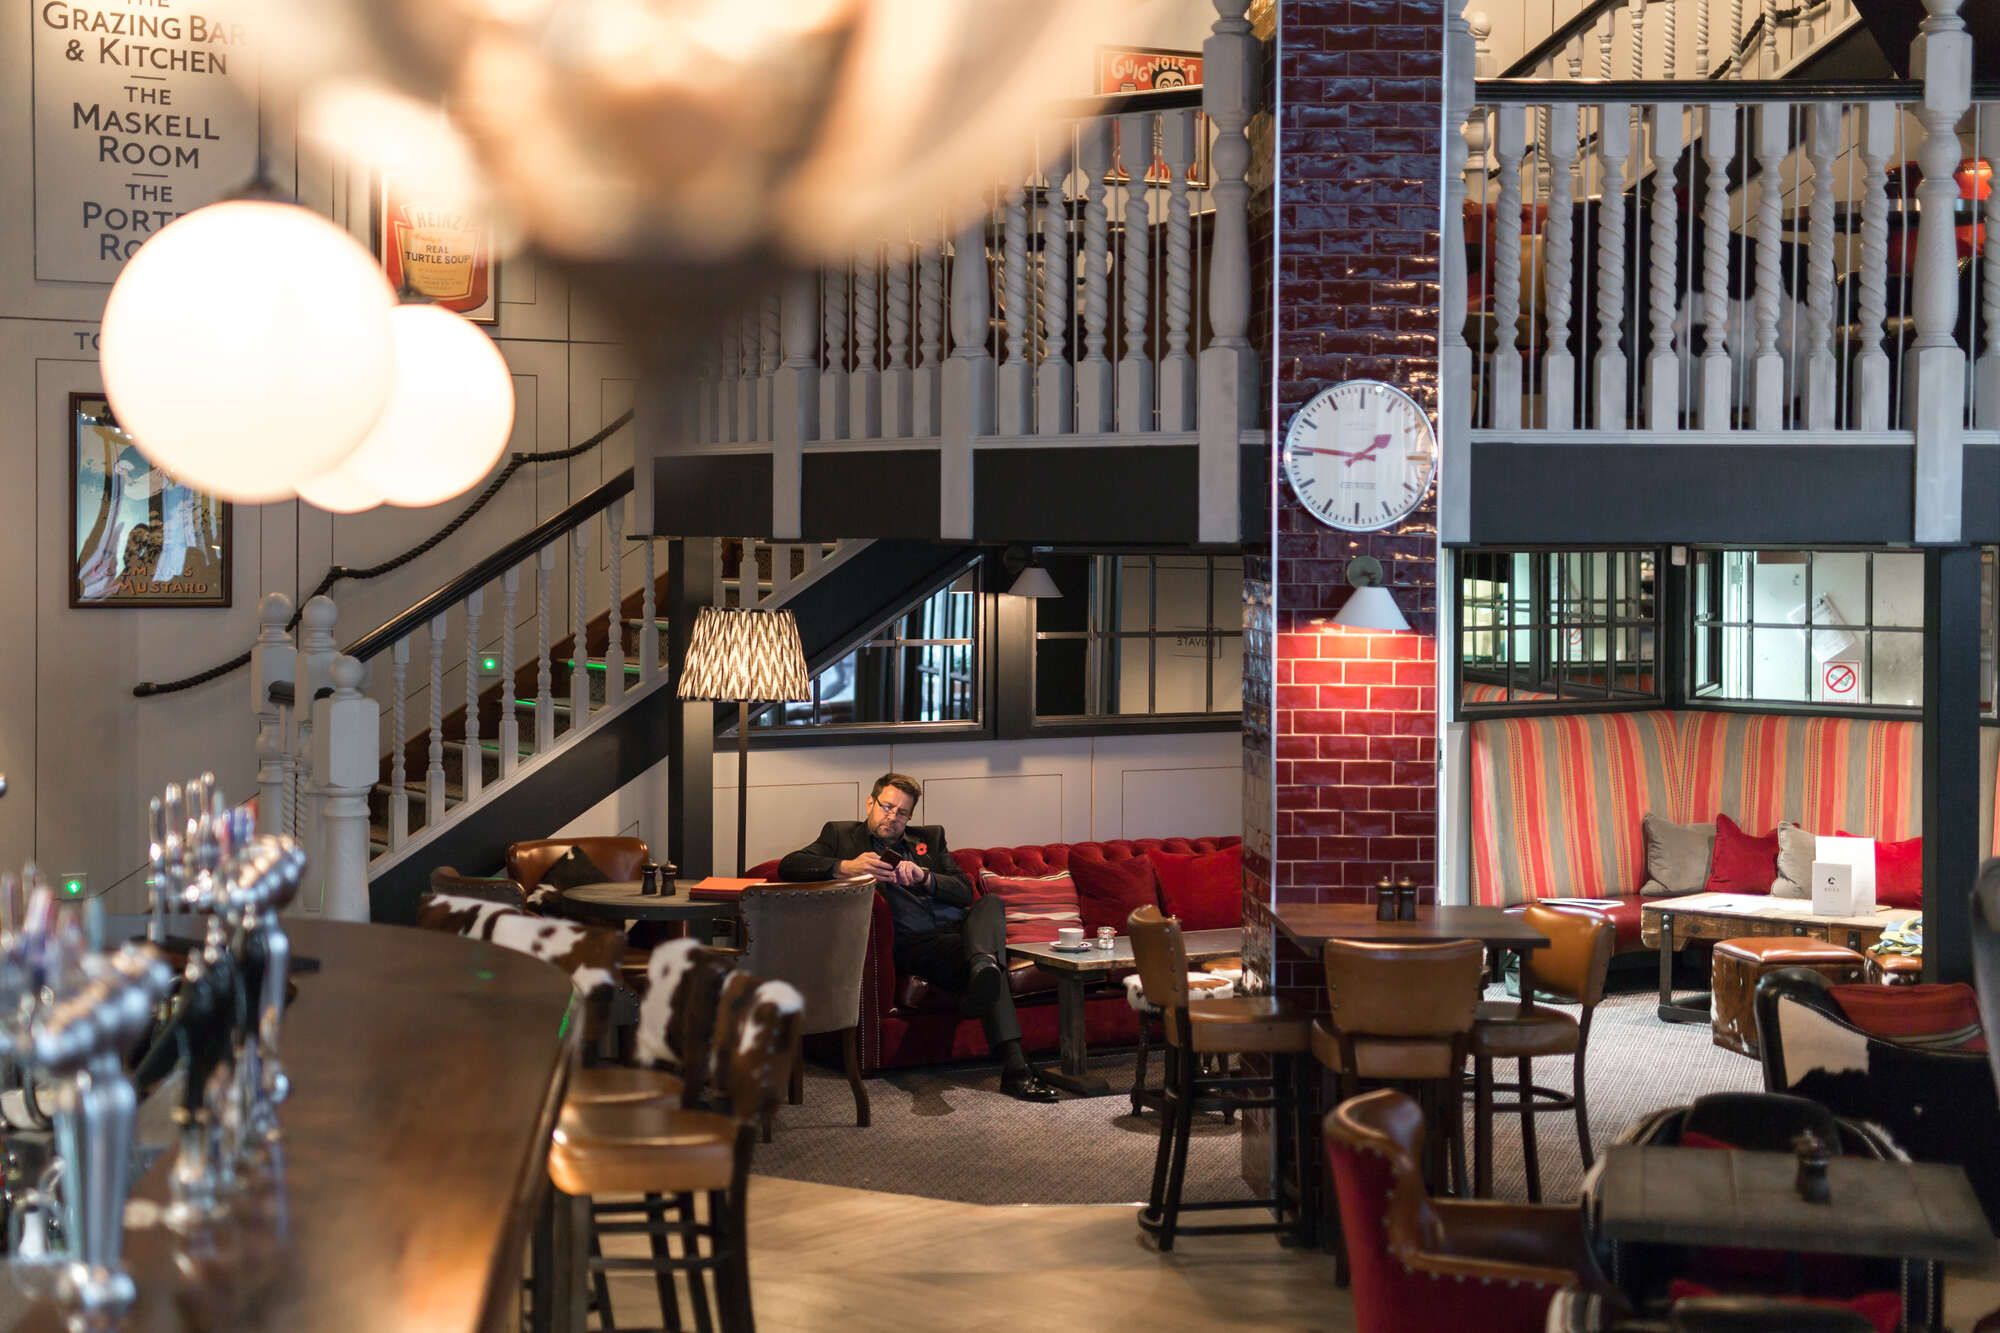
top-left (1245, 0), bottom-right (1445, 1017)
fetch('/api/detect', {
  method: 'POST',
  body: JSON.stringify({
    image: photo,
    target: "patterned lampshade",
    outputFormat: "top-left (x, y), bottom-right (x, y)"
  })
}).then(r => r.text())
top-left (677, 607), bottom-right (810, 703)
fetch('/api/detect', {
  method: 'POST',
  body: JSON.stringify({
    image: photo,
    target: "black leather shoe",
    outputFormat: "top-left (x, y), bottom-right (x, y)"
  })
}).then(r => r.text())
top-left (999, 1068), bottom-right (1060, 1103)
top-left (960, 953), bottom-right (1005, 1016)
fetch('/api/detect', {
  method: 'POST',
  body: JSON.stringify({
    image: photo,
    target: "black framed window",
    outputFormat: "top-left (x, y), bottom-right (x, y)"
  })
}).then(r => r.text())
top-left (1456, 548), bottom-right (1659, 711)
top-left (1032, 553), bottom-right (1244, 719)
top-left (1688, 549), bottom-right (1923, 711)
top-left (754, 559), bottom-right (983, 729)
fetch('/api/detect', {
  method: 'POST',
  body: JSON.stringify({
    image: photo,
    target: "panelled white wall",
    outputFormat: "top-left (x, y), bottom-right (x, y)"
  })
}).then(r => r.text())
top-left (553, 730), bottom-right (1241, 874)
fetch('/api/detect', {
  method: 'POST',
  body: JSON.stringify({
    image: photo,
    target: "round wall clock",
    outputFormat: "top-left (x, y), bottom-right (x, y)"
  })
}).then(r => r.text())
top-left (1280, 380), bottom-right (1438, 532)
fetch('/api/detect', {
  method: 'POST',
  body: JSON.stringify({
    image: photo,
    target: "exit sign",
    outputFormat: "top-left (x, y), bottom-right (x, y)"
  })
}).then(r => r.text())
top-left (60, 873), bottom-right (85, 897)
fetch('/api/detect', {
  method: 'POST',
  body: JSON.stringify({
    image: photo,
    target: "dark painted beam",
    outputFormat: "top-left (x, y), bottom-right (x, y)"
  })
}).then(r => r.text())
top-left (803, 452), bottom-right (941, 539)
top-left (650, 454), bottom-right (773, 536)
top-left (975, 446), bottom-right (1200, 543)
top-left (1922, 546), bottom-right (1983, 983)
top-left (1465, 440), bottom-right (1931, 546)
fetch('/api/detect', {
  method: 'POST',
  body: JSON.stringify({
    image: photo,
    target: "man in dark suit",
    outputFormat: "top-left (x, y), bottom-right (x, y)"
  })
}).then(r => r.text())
top-left (777, 772), bottom-right (1058, 1102)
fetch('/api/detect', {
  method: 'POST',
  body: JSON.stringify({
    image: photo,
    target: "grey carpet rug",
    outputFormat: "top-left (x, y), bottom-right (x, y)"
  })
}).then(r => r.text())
top-left (753, 977), bottom-right (1763, 1207)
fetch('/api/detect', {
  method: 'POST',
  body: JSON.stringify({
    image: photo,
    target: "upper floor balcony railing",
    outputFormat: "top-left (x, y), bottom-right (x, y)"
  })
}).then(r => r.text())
top-left (1441, 0), bottom-right (1992, 541)
top-left (645, 0), bottom-right (1264, 547)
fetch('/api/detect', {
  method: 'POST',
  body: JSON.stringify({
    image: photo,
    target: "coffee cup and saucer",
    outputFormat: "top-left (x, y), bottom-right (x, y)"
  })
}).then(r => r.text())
top-left (1050, 926), bottom-right (1094, 953)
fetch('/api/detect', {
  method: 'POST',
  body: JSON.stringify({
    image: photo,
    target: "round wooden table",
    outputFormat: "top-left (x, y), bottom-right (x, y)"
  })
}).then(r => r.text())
top-left (557, 880), bottom-right (742, 933)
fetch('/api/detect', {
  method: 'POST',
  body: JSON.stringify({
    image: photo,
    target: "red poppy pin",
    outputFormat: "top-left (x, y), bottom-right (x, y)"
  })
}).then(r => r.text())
top-left (915, 842), bottom-right (929, 856)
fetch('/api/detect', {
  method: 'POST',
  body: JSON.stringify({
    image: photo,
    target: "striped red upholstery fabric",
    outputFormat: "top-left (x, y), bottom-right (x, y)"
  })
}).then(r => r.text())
top-left (1460, 681), bottom-right (1558, 704)
top-left (1468, 711), bottom-right (1925, 908)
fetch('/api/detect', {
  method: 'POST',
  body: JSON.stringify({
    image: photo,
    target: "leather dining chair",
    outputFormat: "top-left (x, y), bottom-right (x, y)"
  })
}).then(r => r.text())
top-left (1325, 1088), bottom-right (1605, 1333)
top-left (1128, 904), bottom-right (1312, 1252)
top-left (428, 865), bottom-right (527, 907)
top-left (1469, 900), bottom-right (1614, 1201)
top-left (1315, 937), bottom-right (1486, 1198)
top-left (737, 879), bottom-right (875, 1131)
top-left (506, 836), bottom-right (653, 898)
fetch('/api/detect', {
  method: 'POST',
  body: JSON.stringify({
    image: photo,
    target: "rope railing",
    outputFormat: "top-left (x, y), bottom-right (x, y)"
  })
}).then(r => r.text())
top-left (131, 410), bottom-right (634, 697)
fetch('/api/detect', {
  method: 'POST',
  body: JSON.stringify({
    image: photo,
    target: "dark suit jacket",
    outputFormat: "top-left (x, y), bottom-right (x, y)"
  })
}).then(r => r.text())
top-left (776, 820), bottom-right (974, 939)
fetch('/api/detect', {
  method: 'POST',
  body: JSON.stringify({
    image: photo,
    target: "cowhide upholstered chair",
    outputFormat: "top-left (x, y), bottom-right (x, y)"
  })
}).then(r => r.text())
top-left (548, 974), bottom-right (804, 1333)
top-left (426, 866), bottom-right (526, 908)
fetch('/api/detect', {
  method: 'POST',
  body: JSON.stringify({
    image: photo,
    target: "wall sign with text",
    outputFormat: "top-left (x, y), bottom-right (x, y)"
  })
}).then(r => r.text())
top-left (375, 176), bottom-right (499, 324)
top-left (32, 1), bottom-right (259, 284)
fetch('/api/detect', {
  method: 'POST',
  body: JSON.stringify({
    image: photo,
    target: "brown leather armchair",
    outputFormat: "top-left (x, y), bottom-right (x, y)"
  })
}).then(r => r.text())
top-left (506, 837), bottom-right (651, 892)
top-left (1325, 1088), bottom-right (1608, 1333)
top-left (428, 865), bottom-right (526, 908)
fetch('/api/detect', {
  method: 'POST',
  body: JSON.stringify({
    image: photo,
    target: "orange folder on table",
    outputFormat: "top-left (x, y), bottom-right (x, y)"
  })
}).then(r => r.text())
top-left (688, 877), bottom-right (764, 901)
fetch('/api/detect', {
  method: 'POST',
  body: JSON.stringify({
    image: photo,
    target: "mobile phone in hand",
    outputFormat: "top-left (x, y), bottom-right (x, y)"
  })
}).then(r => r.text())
top-left (877, 848), bottom-right (906, 867)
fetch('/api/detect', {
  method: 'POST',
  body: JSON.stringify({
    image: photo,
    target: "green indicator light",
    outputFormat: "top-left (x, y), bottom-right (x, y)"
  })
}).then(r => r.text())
top-left (473, 968), bottom-right (496, 981)
top-left (62, 879), bottom-right (83, 896)
top-left (481, 656), bottom-right (499, 672)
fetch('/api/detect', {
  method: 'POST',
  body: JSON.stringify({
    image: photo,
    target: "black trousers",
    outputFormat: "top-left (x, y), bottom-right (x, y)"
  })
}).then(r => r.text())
top-left (894, 894), bottom-right (1022, 1050)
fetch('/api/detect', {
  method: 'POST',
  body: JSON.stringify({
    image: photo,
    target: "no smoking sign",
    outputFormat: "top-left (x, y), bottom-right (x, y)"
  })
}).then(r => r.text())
top-left (1822, 661), bottom-right (1858, 698)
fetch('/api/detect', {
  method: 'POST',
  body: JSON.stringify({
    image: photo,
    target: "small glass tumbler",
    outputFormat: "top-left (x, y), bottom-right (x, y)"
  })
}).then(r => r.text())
top-left (1095, 926), bottom-right (1116, 950)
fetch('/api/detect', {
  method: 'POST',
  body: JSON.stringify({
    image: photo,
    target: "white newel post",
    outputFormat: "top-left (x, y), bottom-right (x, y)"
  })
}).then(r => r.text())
top-left (1909, 0), bottom-right (1970, 541)
top-left (773, 270), bottom-right (819, 537)
top-left (313, 655), bottom-right (378, 922)
top-left (1441, 4), bottom-right (1475, 538)
top-left (941, 208), bottom-right (993, 540)
top-left (1199, 0), bottom-right (1258, 544)
top-left (249, 592), bottom-right (294, 838)
top-left (293, 595), bottom-right (338, 887)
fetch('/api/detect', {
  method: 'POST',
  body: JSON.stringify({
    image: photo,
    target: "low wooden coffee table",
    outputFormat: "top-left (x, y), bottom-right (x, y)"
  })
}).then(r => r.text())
top-left (1640, 892), bottom-right (1919, 1024)
top-left (1007, 928), bottom-right (1241, 1097)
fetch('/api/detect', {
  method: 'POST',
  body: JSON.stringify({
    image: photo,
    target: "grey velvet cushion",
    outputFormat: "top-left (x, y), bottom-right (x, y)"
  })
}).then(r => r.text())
top-left (1641, 813), bottom-right (1715, 897)
top-left (1771, 821), bottom-right (1816, 899)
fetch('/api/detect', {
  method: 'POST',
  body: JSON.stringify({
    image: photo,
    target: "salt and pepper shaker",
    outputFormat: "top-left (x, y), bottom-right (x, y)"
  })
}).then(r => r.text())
top-left (1396, 877), bottom-right (1419, 922)
top-left (1374, 877), bottom-right (1397, 922)
top-left (640, 861), bottom-right (660, 896)
top-left (1794, 1130), bottom-right (1833, 1204)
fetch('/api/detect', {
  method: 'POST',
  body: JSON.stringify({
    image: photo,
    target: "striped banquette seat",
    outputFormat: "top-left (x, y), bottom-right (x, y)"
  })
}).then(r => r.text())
top-left (1464, 711), bottom-right (1974, 954)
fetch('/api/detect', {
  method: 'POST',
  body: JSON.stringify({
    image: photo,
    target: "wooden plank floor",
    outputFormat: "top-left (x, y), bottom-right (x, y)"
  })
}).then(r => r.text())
top-left (598, 1175), bottom-right (1352, 1332)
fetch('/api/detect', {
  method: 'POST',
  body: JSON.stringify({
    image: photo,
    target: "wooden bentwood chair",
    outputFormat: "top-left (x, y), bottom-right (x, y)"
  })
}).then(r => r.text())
top-left (1127, 905), bottom-right (1313, 1252)
top-left (1469, 901), bottom-right (1615, 1201)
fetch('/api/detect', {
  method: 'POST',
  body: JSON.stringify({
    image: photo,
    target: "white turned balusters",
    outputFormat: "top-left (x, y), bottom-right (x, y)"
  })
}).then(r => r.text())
top-left (998, 174), bottom-right (1033, 434)
top-left (1662, 0), bottom-right (1677, 76)
top-left (1802, 102), bottom-right (1840, 429)
top-left (1595, 103), bottom-right (1632, 429)
top-left (851, 247), bottom-right (882, 439)
top-left (1077, 119), bottom-right (1115, 432)
top-left (1646, 104), bottom-right (1684, 430)
top-left (604, 502), bottom-right (625, 709)
top-left (1442, 8), bottom-right (1476, 446)
top-left (1631, 0), bottom-right (1645, 78)
top-left (638, 541), bottom-right (660, 688)
top-left (1763, 0), bottom-right (1778, 72)
top-left (1751, 105), bottom-right (1788, 429)
top-left (389, 638), bottom-right (409, 845)
top-left (915, 234), bottom-right (943, 436)
top-left (1160, 111), bottom-right (1197, 432)
top-left (1700, 102), bottom-right (1736, 429)
top-left (1852, 102), bottom-right (1895, 430)
top-left (1118, 110), bottom-right (1157, 433)
top-left (570, 522), bottom-right (592, 723)
top-left (462, 584), bottom-right (482, 800)
top-left (758, 290), bottom-right (779, 441)
top-left (820, 266), bottom-right (850, 440)
top-left (736, 305), bottom-right (758, 443)
top-left (535, 545), bottom-right (556, 752)
top-left (718, 318), bottom-right (741, 444)
top-left (1491, 106), bottom-right (1527, 430)
top-left (883, 236), bottom-right (914, 437)
top-left (249, 592), bottom-right (294, 839)
top-left (1038, 140), bottom-right (1075, 436)
top-left (1599, 9), bottom-right (1614, 77)
top-left (1978, 102), bottom-right (2000, 427)
top-left (426, 612), bottom-right (447, 817)
top-left (1542, 104), bottom-right (1579, 430)
top-left (498, 567), bottom-right (520, 779)
top-left (1697, 0), bottom-right (1711, 76)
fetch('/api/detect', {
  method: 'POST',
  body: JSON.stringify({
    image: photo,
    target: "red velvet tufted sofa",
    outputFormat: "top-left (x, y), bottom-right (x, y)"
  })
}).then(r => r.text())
top-left (752, 836), bottom-right (1241, 1073)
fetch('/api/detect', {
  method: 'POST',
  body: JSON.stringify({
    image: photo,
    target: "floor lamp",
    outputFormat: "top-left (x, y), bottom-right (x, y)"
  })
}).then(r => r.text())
top-left (677, 606), bottom-right (810, 876)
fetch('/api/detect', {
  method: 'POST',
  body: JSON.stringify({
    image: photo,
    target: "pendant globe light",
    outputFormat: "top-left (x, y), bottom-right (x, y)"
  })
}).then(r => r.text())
top-left (98, 200), bottom-right (397, 502)
top-left (325, 304), bottom-right (515, 508)
top-left (295, 465), bottom-right (385, 514)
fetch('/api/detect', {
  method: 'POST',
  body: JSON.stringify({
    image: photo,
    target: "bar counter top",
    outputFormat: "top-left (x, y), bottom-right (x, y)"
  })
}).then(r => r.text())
top-left (8, 918), bottom-right (577, 1333)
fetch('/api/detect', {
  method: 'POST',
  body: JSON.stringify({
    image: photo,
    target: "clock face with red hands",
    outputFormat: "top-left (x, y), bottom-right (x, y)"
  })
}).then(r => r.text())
top-left (1281, 380), bottom-right (1438, 532)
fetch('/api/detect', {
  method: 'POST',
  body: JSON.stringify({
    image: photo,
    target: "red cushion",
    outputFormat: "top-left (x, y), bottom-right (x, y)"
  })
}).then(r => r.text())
top-left (1829, 982), bottom-right (1986, 1052)
top-left (1668, 1282), bottom-right (1900, 1333)
top-left (1704, 814), bottom-right (1777, 894)
top-left (1070, 855), bottom-right (1160, 933)
top-left (1146, 845), bottom-right (1242, 931)
top-left (977, 872), bottom-right (1080, 947)
top-left (1836, 830), bottom-right (1923, 910)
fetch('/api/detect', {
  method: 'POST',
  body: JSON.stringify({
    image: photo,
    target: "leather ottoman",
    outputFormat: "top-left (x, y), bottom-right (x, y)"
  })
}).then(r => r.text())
top-left (1711, 936), bottom-right (1864, 1057)
top-left (1866, 950), bottom-right (1923, 985)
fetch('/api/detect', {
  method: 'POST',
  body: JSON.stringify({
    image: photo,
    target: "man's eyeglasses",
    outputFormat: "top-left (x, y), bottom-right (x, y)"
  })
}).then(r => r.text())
top-left (871, 795), bottom-right (915, 822)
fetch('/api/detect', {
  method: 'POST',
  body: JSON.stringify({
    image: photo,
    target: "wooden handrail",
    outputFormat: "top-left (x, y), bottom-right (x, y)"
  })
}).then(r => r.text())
top-left (342, 470), bottom-right (636, 664)
top-left (1475, 76), bottom-right (1914, 104)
